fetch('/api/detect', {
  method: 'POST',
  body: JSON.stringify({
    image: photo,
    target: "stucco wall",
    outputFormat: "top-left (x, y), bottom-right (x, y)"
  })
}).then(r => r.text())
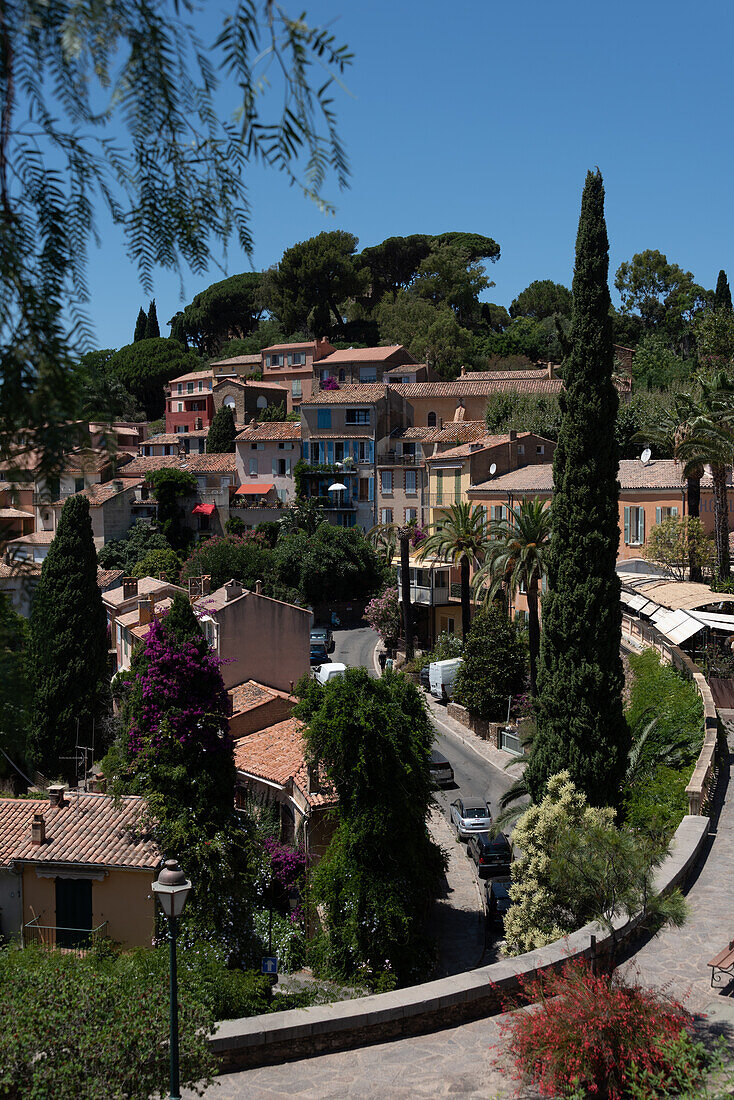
top-left (22, 867), bottom-right (155, 948)
top-left (216, 592), bottom-right (310, 693)
top-left (0, 868), bottom-right (22, 940)
top-left (230, 694), bottom-right (294, 739)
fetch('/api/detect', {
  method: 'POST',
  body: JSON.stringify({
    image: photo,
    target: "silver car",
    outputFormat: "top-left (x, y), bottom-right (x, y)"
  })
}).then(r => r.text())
top-left (449, 798), bottom-right (492, 841)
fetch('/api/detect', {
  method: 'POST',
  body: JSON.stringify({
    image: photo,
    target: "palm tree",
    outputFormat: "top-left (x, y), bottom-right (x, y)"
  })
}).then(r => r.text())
top-left (676, 370), bottom-right (734, 580)
top-left (368, 519), bottom-right (418, 659)
top-left (472, 497), bottom-right (551, 697)
top-left (416, 503), bottom-right (487, 641)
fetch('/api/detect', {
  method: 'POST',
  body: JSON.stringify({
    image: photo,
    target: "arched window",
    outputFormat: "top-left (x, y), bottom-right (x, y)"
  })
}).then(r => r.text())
top-left (223, 395), bottom-right (236, 409)
top-left (256, 396), bottom-right (268, 410)
top-left (427, 411), bottom-right (437, 428)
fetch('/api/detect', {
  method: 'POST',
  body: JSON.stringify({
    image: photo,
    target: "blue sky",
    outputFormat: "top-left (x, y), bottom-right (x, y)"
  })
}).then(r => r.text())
top-left (87, 0), bottom-right (734, 348)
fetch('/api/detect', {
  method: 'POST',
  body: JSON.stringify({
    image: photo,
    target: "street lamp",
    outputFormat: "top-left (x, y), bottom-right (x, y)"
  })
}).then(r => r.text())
top-left (152, 859), bottom-right (191, 1100)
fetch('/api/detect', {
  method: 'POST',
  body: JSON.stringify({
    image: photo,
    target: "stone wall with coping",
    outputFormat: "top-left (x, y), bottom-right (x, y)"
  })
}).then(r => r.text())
top-left (211, 814), bottom-right (709, 1072)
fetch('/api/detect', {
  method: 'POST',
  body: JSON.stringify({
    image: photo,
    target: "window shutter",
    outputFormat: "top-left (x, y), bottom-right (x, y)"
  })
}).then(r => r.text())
top-left (624, 507), bottom-right (630, 544)
top-left (302, 441), bottom-right (309, 462)
top-left (368, 477), bottom-right (374, 501)
top-left (671, 506), bottom-right (678, 517)
top-left (327, 441), bottom-right (334, 465)
top-left (272, 457), bottom-right (277, 477)
top-left (637, 509), bottom-right (645, 544)
top-left (656, 507), bottom-right (661, 526)
top-left (286, 458), bottom-right (291, 476)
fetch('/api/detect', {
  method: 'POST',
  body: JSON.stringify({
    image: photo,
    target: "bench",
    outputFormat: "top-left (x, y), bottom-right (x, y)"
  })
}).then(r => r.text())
top-left (708, 941), bottom-right (734, 988)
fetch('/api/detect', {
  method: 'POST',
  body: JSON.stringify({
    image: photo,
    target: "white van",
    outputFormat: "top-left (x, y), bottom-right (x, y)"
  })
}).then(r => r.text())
top-left (313, 662), bottom-right (347, 685)
top-left (429, 658), bottom-right (463, 701)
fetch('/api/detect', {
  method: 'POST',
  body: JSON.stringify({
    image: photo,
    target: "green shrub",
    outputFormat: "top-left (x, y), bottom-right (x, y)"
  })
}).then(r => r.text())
top-left (404, 631), bottom-right (463, 673)
top-left (253, 909), bottom-right (306, 973)
top-left (624, 764), bottom-right (691, 846)
top-left (453, 604), bottom-right (526, 720)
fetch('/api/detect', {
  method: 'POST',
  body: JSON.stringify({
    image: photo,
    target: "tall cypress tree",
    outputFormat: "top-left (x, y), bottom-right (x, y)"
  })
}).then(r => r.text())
top-left (145, 299), bottom-right (160, 339)
top-left (28, 495), bottom-right (110, 779)
top-left (206, 405), bottom-right (237, 453)
top-left (715, 269), bottom-right (733, 313)
top-left (525, 170), bottom-right (628, 808)
top-left (133, 307), bottom-right (147, 342)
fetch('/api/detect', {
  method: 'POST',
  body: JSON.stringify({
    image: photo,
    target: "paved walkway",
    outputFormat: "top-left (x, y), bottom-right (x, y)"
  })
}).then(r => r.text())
top-left (427, 810), bottom-right (485, 976)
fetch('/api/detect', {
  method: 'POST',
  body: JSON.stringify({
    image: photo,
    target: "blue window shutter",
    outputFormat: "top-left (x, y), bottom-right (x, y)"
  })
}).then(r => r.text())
top-left (368, 440), bottom-right (374, 463)
top-left (327, 441), bottom-right (334, 464)
top-left (624, 507), bottom-right (630, 544)
top-left (368, 477), bottom-right (374, 501)
top-left (302, 440), bottom-right (309, 462)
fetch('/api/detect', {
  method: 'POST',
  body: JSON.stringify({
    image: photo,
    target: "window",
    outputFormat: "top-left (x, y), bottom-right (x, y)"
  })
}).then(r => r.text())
top-left (434, 570), bottom-right (448, 589)
top-left (359, 366), bottom-right (377, 383)
top-left (444, 616), bottom-right (455, 635)
top-left (196, 476), bottom-right (207, 492)
top-left (250, 442), bottom-right (258, 450)
top-left (380, 508), bottom-right (393, 524)
top-left (518, 443), bottom-right (525, 456)
top-left (381, 469), bottom-right (393, 495)
top-left (221, 476), bottom-right (231, 488)
top-left (292, 380), bottom-right (302, 398)
top-left (320, 369), bottom-right (332, 383)
top-left (187, 381), bottom-right (194, 393)
top-left (435, 469), bottom-right (443, 504)
top-left (427, 412), bottom-right (437, 428)
top-left (270, 354), bottom-right (280, 366)
top-left (177, 402), bottom-right (184, 412)
top-left (198, 380), bottom-right (203, 391)
top-left (403, 442), bottom-right (416, 457)
top-left (338, 369), bottom-right (346, 382)
top-left (74, 477), bottom-right (85, 493)
top-left (278, 459), bottom-right (287, 476)
top-left (405, 469), bottom-right (417, 495)
top-left (655, 506), bottom-right (679, 523)
top-left (177, 383), bottom-right (183, 394)
top-left (249, 458), bottom-right (258, 475)
top-left (265, 355), bottom-right (272, 368)
top-left (490, 504), bottom-right (506, 522)
top-left (537, 444), bottom-right (545, 455)
top-left (624, 506), bottom-right (645, 546)
top-left (175, 424), bottom-right (187, 434)
top-left (345, 408), bottom-right (370, 425)
top-left (359, 478), bottom-right (370, 501)
top-left (292, 352), bottom-right (304, 365)
top-left (317, 409), bottom-right (332, 430)
top-left (405, 507), bottom-right (418, 522)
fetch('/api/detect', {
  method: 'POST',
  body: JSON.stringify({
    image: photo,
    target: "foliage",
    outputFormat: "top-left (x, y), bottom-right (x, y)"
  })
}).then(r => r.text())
top-left (146, 467), bottom-right (198, 553)
top-left (528, 170), bottom-right (629, 807)
top-left (177, 273), bottom-right (264, 355)
top-left (502, 960), bottom-right (696, 1100)
top-left (404, 631), bottom-right (463, 673)
top-left (28, 496), bottom-right (110, 780)
top-left (453, 604), bottom-right (526, 720)
top-left (252, 909), bottom-right (306, 973)
top-left (0, 944), bottom-right (215, 1100)
top-left (615, 249), bottom-right (709, 340)
top-left (134, 307), bottom-right (147, 343)
top-left (642, 516), bottom-right (715, 581)
top-left (114, 595), bottom-right (254, 960)
top-left (130, 547), bottom-right (181, 583)
top-left (624, 649), bottom-right (703, 785)
top-left (295, 668), bottom-right (445, 985)
top-left (364, 587), bottom-right (401, 647)
top-left (107, 338), bottom-right (203, 420)
top-left (271, 524), bottom-right (386, 605)
top-left (417, 502), bottom-right (487, 639)
top-left (624, 765), bottom-right (691, 847)
top-left (630, 334), bottom-right (694, 390)
top-left (0, 593), bottom-right (31, 786)
top-left (145, 299), bottom-right (160, 340)
top-left (510, 279), bottom-right (573, 320)
top-left (278, 496), bottom-right (327, 536)
top-left (484, 390), bottom-right (561, 440)
top-left (376, 290), bottom-right (472, 379)
top-left (97, 519), bottom-right (171, 573)
top-left (263, 836), bottom-right (307, 897)
top-left (73, 349), bottom-right (140, 423)
top-left (266, 231), bottom-right (368, 337)
top-left (0, 1), bottom-right (352, 478)
top-left (694, 306), bottom-right (734, 369)
top-left (256, 401), bottom-right (299, 422)
top-left (412, 244), bottom-right (491, 329)
top-left (714, 269), bottom-right (733, 313)
top-left (225, 515), bottom-right (246, 537)
top-left (357, 234), bottom-right (433, 307)
top-left (180, 534), bottom-right (272, 592)
top-left (207, 405), bottom-right (237, 454)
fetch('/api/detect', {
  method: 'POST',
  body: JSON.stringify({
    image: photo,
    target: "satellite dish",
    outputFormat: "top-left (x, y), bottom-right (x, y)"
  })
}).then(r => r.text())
top-left (640, 447), bottom-right (651, 466)
top-left (489, 463), bottom-right (497, 476)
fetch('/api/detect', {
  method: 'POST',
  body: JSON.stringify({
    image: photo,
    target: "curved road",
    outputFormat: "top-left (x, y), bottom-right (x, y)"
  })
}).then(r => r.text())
top-left (331, 625), bottom-right (514, 816)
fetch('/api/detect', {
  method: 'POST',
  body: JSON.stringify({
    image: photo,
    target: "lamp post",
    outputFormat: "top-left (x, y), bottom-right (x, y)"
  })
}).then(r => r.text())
top-left (152, 859), bottom-right (191, 1100)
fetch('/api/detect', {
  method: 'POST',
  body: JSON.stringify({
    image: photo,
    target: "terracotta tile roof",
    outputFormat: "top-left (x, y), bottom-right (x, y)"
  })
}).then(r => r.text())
top-left (6, 531), bottom-right (54, 546)
top-left (319, 345), bottom-right (413, 365)
top-left (123, 456), bottom-right (188, 476)
top-left (262, 341), bottom-right (319, 352)
top-left (5, 793), bottom-right (159, 870)
top-left (0, 560), bottom-right (42, 578)
top-left (97, 568), bottom-right (124, 590)
top-left (210, 354), bottom-right (261, 367)
top-left (399, 379), bottom-right (564, 399)
top-left (429, 421), bottom-right (496, 444)
top-left (426, 435), bottom-right (523, 461)
top-left (61, 449), bottom-right (132, 475)
top-left (186, 453), bottom-right (238, 474)
top-left (301, 384), bottom-right (389, 405)
top-left (391, 427), bottom-right (435, 440)
top-left (168, 369), bottom-right (214, 385)
top-left (246, 380), bottom-right (289, 392)
top-left (129, 597), bottom-right (174, 639)
top-left (468, 459), bottom-right (722, 495)
top-left (0, 507), bottom-right (34, 519)
top-left (236, 423), bottom-right (302, 442)
top-left (383, 362), bottom-right (428, 376)
top-left (233, 718), bottom-right (337, 808)
top-left (459, 368), bottom-right (550, 381)
top-left (103, 576), bottom-right (185, 609)
top-left (50, 477), bottom-right (143, 508)
top-left (229, 680), bottom-right (293, 714)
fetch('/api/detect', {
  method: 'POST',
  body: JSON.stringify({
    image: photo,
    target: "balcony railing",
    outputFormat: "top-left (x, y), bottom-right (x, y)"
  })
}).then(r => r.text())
top-left (23, 917), bottom-right (108, 952)
top-left (377, 452), bottom-right (421, 466)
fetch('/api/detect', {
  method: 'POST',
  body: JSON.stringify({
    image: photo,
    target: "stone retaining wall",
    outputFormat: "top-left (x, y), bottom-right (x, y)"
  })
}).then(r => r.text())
top-left (211, 815), bottom-right (709, 1072)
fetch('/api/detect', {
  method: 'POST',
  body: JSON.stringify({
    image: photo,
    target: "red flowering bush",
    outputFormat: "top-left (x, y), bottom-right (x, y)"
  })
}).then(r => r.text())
top-left (503, 960), bottom-right (694, 1099)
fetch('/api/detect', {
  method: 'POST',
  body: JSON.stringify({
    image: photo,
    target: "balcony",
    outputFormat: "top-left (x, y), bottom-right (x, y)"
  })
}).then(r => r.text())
top-left (197, 489), bottom-right (230, 507)
top-left (23, 916), bottom-right (109, 952)
top-left (377, 452), bottom-right (421, 466)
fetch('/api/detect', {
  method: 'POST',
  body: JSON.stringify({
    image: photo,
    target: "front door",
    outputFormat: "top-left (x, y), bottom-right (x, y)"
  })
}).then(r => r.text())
top-left (55, 878), bottom-right (92, 948)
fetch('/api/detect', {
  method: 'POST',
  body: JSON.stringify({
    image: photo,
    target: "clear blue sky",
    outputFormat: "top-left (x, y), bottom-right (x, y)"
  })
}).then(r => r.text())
top-left (87, 0), bottom-right (734, 348)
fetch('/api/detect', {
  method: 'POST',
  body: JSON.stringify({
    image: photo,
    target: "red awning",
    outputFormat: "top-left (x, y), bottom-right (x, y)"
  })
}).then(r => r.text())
top-left (191, 502), bottom-right (216, 516)
top-left (234, 483), bottom-right (275, 495)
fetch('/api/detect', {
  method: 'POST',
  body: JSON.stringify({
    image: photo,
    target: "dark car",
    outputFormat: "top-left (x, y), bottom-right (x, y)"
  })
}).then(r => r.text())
top-left (429, 749), bottom-right (454, 787)
top-left (485, 879), bottom-right (512, 926)
top-left (419, 664), bottom-right (431, 691)
top-left (467, 831), bottom-right (512, 876)
top-left (310, 626), bottom-right (333, 653)
top-left (310, 642), bottom-right (329, 665)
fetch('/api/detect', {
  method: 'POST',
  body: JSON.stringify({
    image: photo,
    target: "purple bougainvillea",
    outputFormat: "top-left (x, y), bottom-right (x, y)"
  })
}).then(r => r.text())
top-left (263, 835), bottom-right (306, 893)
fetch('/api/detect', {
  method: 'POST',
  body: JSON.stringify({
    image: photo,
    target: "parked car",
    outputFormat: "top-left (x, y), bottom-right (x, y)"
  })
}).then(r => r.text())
top-left (429, 658), bottom-right (463, 701)
top-left (429, 749), bottom-right (454, 787)
top-left (313, 662), bottom-right (347, 685)
top-left (466, 831), bottom-right (513, 877)
top-left (310, 626), bottom-right (334, 653)
top-left (449, 798), bottom-right (492, 840)
top-left (310, 641), bottom-right (329, 665)
top-left (485, 878), bottom-right (512, 927)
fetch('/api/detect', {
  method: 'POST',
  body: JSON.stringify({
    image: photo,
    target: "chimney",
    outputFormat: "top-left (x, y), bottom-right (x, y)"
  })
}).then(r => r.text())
top-left (547, 362), bottom-right (555, 379)
top-left (31, 813), bottom-right (45, 847)
top-left (509, 430), bottom-right (517, 441)
top-left (225, 579), bottom-right (243, 602)
top-left (307, 762), bottom-right (320, 794)
top-left (123, 577), bottom-right (138, 600)
top-left (254, 580), bottom-right (263, 595)
top-left (48, 784), bottom-right (66, 808)
top-left (460, 365), bottom-right (466, 377)
top-left (112, 479), bottom-right (123, 492)
top-left (138, 595), bottom-right (155, 626)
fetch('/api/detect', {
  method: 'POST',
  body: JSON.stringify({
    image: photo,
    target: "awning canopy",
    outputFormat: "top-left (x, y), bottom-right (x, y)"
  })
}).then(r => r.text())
top-left (234, 483), bottom-right (275, 496)
top-left (191, 502), bottom-right (215, 516)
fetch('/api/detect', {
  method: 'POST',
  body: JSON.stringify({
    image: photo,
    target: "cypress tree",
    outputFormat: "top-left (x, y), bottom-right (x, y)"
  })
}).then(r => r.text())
top-left (145, 298), bottom-right (160, 339)
top-left (715, 269), bottom-right (733, 313)
top-left (206, 405), bottom-right (237, 453)
top-left (28, 495), bottom-right (110, 779)
top-left (525, 170), bottom-right (629, 808)
top-left (133, 307), bottom-right (147, 342)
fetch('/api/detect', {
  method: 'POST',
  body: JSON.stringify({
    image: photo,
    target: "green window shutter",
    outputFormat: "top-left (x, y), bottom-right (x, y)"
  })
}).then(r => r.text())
top-left (624, 506), bottom-right (630, 544)
top-left (637, 509), bottom-right (645, 544)
top-left (656, 507), bottom-right (661, 525)
top-left (671, 506), bottom-right (678, 517)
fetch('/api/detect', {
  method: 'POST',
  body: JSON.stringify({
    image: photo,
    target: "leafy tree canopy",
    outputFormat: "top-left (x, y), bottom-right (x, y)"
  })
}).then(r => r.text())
top-left (629, 334), bottom-right (693, 391)
top-left (412, 244), bottom-right (492, 329)
top-left (146, 468), bottom-right (198, 552)
top-left (177, 273), bottom-right (264, 356)
top-left (73, 350), bottom-right (140, 423)
top-left (107, 338), bottom-right (203, 420)
top-left (207, 406), bottom-right (237, 453)
top-left (614, 249), bottom-right (710, 337)
top-left (510, 279), bottom-right (573, 321)
top-left (715, 269), bottom-right (733, 313)
top-left (433, 231), bottom-right (500, 262)
top-left (180, 534), bottom-right (273, 592)
top-left (271, 523), bottom-right (386, 605)
top-left (453, 604), bottom-right (527, 719)
top-left (145, 299), bottom-right (160, 340)
top-left (376, 291), bottom-right (471, 379)
top-left (130, 547), bottom-right (182, 583)
top-left (357, 234), bottom-right (433, 307)
top-left (97, 519), bottom-right (171, 574)
top-left (134, 307), bottom-right (148, 343)
top-left (0, 593), bottom-right (31, 786)
top-left (266, 230), bottom-right (368, 338)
